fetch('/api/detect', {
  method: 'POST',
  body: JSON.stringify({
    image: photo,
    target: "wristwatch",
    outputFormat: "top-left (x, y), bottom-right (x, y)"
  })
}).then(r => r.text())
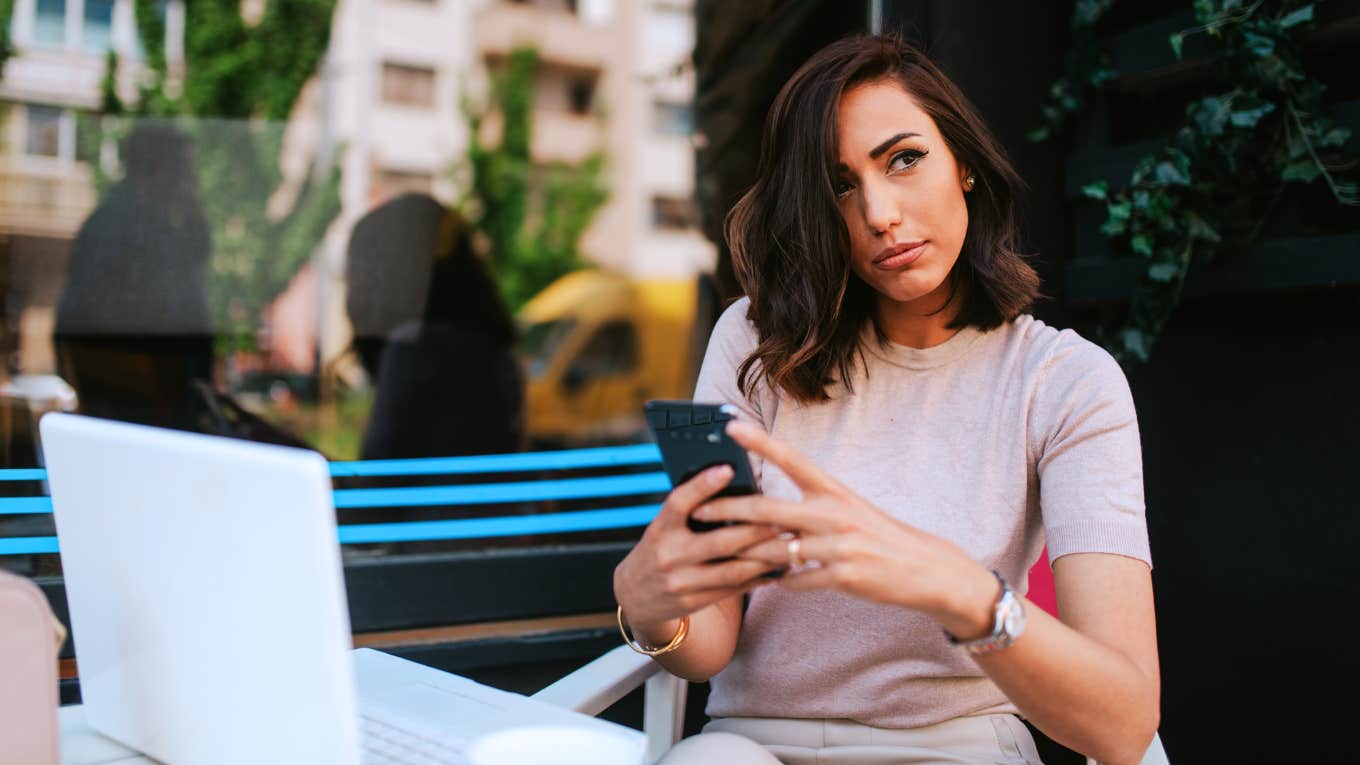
top-left (946, 570), bottom-right (1026, 655)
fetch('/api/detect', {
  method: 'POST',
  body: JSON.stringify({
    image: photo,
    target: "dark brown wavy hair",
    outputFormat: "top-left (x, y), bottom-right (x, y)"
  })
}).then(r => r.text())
top-left (727, 34), bottom-right (1040, 403)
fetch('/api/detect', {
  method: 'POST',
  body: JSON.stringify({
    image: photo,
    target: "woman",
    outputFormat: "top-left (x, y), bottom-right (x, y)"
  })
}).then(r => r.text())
top-left (613, 35), bottom-right (1159, 765)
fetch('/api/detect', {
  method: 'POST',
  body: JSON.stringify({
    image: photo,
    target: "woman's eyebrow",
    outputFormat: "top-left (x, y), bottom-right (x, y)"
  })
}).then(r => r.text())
top-left (868, 132), bottom-right (921, 159)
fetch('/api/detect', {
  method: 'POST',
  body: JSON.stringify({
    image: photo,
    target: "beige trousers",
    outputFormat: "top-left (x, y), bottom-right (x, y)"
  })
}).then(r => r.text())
top-left (659, 714), bottom-right (1044, 765)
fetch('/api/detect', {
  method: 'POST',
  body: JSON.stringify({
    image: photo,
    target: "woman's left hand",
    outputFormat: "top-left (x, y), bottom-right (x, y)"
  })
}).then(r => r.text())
top-left (691, 420), bottom-right (1001, 639)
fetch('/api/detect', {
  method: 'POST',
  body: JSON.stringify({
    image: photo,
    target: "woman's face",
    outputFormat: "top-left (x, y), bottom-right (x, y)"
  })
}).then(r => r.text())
top-left (834, 78), bottom-right (971, 313)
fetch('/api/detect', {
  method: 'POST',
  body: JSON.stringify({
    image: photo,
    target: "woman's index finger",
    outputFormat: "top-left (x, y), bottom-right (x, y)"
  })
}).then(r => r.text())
top-left (726, 420), bottom-right (843, 495)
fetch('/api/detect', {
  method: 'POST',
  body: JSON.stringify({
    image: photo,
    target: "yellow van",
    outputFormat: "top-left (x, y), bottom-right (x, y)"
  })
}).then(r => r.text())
top-left (517, 270), bottom-right (710, 447)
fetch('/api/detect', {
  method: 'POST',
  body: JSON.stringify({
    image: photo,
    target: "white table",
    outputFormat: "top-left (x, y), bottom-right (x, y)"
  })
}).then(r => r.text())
top-left (59, 706), bottom-right (156, 764)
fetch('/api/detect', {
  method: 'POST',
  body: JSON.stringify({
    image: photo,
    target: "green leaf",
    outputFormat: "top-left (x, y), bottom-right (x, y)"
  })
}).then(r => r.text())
top-left (1148, 262), bottom-right (1180, 282)
top-left (1281, 161), bottom-right (1322, 182)
top-left (1120, 328), bottom-right (1150, 362)
top-left (1187, 213), bottom-right (1222, 243)
top-left (1025, 127), bottom-right (1050, 143)
top-left (1107, 199), bottom-right (1132, 221)
top-left (1280, 4), bottom-right (1314, 29)
top-left (1230, 103), bottom-right (1275, 128)
top-left (1081, 180), bottom-right (1109, 200)
top-left (1169, 32), bottom-right (1185, 59)
top-left (1100, 219), bottom-right (1127, 236)
top-left (1154, 161), bottom-right (1191, 186)
top-left (1242, 31), bottom-right (1276, 58)
top-left (1319, 127), bottom-right (1351, 148)
top-left (1131, 234), bottom-right (1155, 257)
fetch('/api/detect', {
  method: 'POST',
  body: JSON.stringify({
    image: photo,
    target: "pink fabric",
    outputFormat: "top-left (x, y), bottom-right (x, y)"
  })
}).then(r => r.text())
top-left (695, 298), bottom-right (1150, 728)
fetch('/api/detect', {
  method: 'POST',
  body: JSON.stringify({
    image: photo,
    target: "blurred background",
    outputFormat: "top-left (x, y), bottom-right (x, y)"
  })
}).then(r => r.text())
top-left (1, 1), bottom-right (1357, 761)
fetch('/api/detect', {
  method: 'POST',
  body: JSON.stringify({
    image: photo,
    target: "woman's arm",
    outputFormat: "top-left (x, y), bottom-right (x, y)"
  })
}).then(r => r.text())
top-left (966, 554), bottom-right (1159, 765)
top-left (702, 421), bottom-right (1160, 765)
top-left (613, 465), bottom-right (780, 682)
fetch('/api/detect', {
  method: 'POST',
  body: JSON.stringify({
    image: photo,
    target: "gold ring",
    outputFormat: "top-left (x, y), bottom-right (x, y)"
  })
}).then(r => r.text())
top-left (787, 536), bottom-right (805, 570)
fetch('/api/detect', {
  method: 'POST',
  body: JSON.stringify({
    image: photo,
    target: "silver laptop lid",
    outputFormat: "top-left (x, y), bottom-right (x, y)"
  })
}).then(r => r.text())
top-left (41, 413), bottom-right (362, 765)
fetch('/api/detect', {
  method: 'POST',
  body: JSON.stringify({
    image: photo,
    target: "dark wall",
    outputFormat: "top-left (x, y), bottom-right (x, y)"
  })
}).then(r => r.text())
top-left (1127, 286), bottom-right (1360, 762)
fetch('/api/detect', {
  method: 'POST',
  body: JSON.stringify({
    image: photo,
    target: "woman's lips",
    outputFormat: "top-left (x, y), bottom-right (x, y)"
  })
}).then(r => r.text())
top-left (872, 241), bottom-right (927, 270)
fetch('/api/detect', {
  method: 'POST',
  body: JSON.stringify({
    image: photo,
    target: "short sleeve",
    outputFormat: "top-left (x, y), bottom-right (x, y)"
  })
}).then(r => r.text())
top-left (1030, 333), bottom-right (1152, 566)
top-left (693, 297), bottom-right (777, 486)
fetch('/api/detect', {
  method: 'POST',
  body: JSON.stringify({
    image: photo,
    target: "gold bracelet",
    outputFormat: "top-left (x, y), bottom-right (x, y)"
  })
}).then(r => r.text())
top-left (617, 606), bottom-right (690, 657)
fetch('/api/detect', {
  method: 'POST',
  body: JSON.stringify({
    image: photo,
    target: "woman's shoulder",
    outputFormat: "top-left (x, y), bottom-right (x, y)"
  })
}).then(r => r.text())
top-left (710, 296), bottom-right (760, 351)
top-left (997, 314), bottom-right (1124, 384)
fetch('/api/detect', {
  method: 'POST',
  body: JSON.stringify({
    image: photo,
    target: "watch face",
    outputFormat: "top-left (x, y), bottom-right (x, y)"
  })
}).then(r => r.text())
top-left (1004, 600), bottom-right (1026, 637)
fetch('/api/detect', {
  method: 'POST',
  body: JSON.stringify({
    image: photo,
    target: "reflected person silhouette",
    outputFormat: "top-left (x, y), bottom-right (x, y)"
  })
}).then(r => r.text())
top-left (53, 123), bottom-right (213, 432)
top-left (346, 193), bottom-right (524, 459)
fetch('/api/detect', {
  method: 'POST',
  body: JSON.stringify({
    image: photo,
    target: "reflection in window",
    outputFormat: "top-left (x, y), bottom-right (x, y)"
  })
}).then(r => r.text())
top-left (568, 321), bottom-right (637, 381)
top-left (519, 319), bottom-right (576, 378)
top-left (652, 100), bottom-right (692, 136)
top-left (34, 0), bottom-right (67, 45)
top-left (381, 62), bottom-right (437, 107)
top-left (83, 0), bottom-right (115, 51)
top-left (651, 195), bottom-right (697, 230)
top-left (25, 106), bottom-right (63, 157)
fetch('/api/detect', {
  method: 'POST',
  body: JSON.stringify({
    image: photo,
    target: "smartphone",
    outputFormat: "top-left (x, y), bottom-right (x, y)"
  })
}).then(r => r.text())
top-left (644, 400), bottom-right (759, 533)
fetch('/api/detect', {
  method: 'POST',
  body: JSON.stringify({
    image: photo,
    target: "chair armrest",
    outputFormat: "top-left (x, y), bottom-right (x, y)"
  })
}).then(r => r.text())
top-left (531, 644), bottom-right (661, 716)
top-left (533, 645), bottom-right (689, 763)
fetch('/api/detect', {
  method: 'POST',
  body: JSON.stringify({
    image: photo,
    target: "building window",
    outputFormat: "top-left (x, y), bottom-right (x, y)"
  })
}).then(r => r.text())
top-left (377, 168), bottom-right (434, 198)
top-left (651, 195), bottom-right (697, 230)
top-left (381, 63), bottom-right (437, 108)
top-left (26, 106), bottom-right (64, 157)
top-left (34, 0), bottom-right (67, 45)
top-left (566, 75), bottom-right (595, 115)
top-left (652, 100), bottom-right (692, 136)
top-left (83, 0), bottom-right (116, 51)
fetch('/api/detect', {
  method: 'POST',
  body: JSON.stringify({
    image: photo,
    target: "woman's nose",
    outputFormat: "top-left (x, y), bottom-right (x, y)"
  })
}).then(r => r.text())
top-left (861, 177), bottom-right (902, 235)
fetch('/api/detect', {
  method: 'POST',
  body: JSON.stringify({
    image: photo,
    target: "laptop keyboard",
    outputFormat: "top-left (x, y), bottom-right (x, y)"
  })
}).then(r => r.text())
top-left (361, 713), bottom-right (467, 765)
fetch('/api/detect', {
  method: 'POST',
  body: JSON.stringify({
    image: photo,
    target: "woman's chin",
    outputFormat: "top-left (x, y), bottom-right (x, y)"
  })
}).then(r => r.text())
top-left (871, 274), bottom-right (949, 309)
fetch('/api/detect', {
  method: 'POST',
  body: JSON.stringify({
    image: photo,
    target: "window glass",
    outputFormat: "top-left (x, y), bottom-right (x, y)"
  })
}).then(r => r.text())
top-left (34, 0), bottom-right (67, 45)
top-left (566, 321), bottom-right (637, 382)
top-left (652, 100), bottom-right (692, 136)
top-left (651, 195), bottom-right (697, 230)
top-left (381, 62), bottom-right (437, 107)
top-left (83, 0), bottom-right (115, 52)
top-left (25, 106), bottom-right (63, 157)
top-left (376, 168), bottom-right (434, 199)
top-left (518, 319), bottom-right (576, 378)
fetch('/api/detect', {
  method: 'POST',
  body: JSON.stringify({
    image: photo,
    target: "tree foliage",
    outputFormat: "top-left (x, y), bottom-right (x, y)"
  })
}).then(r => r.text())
top-left (459, 47), bottom-right (609, 312)
top-left (1034, 0), bottom-right (1357, 364)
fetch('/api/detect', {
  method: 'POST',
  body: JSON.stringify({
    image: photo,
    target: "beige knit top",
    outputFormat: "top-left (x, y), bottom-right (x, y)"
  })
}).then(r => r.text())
top-left (695, 298), bottom-right (1152, 728)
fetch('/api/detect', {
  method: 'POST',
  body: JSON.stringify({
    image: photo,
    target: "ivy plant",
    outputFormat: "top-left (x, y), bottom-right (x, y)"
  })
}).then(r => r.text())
top-left (457, 47), bottom-right (609, 312)
top-left (1033, 0), bottom-right (1357, 363)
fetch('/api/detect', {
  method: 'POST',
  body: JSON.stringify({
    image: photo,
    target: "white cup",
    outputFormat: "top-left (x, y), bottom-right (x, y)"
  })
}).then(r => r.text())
top-left (466, 724), bottom-right (645, 765)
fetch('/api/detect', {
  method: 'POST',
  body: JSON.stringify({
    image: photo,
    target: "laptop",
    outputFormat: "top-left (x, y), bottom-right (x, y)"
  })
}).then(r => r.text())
top-left (40, 413), bottom-right (645, 765)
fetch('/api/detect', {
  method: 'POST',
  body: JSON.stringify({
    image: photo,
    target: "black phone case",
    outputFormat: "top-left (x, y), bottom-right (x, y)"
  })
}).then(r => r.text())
top-left (644, 400), bottom-right (758, 532)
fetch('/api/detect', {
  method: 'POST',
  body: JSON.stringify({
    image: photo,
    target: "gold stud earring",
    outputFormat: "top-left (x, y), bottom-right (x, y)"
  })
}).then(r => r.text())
top-left (964, 173), bottom-right (976, 192)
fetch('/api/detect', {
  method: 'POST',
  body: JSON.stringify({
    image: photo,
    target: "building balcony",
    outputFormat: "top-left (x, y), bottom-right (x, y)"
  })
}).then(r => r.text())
top-left (474, 1), bottom-right (618, 71)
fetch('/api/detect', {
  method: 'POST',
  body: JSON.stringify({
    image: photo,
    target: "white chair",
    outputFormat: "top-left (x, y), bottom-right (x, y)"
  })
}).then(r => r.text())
top-left (532, 645), bottom-right (1170, 765)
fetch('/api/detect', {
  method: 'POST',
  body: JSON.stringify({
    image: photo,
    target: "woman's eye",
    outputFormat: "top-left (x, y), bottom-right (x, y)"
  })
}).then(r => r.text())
top-left (889, 149), bottom-right (926, 171)
top-left (834, 180), bottom-right (854, 198)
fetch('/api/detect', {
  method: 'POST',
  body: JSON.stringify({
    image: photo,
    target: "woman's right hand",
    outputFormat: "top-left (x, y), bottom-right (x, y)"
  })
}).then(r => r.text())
top-left (613, 465), bottom-right (783, 636)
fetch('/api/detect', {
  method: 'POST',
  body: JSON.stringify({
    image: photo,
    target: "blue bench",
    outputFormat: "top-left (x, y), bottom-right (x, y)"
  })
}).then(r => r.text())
top-left (0, 443), bottom-right (668, 556)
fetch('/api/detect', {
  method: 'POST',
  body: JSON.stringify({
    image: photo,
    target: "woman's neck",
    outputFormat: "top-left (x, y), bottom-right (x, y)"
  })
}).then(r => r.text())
top-left (873, 287), bottom-right (961, 349)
